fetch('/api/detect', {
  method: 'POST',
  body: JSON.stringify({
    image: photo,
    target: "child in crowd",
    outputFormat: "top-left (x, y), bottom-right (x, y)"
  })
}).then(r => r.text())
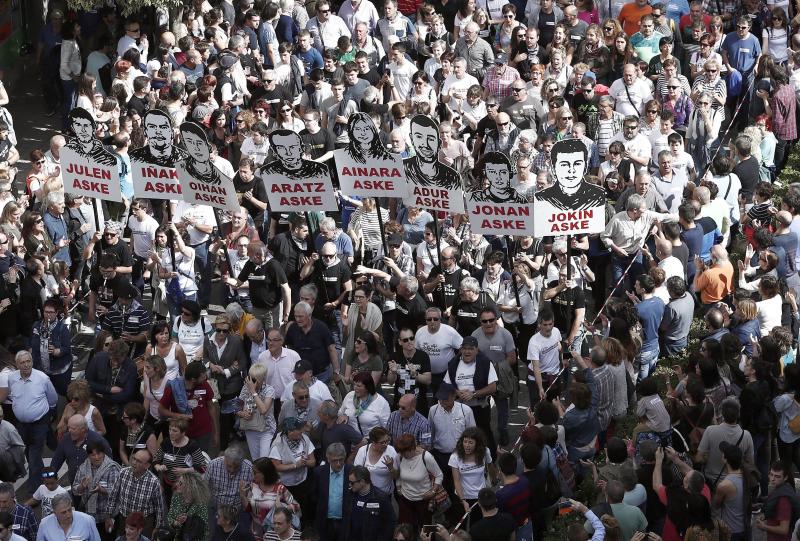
top-left (25, 468), bottom-right (69, 517)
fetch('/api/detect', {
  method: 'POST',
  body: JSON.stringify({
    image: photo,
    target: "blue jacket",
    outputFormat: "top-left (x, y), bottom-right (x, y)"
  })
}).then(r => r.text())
top-left (30, 319), bottom-right (72, 377)
top-left (51, 429), bottom-right (112, 483)
top-left (343, 485), bottom-right (396, 541)
top-left (314, 463), bottom-right (352, 535)
top-left (42, 210), bottom-right (71, 266)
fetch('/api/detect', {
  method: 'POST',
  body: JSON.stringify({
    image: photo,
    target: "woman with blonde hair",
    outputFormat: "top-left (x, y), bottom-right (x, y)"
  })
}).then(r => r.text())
top-left (0, 201), bottom-right (23, 247)
top-left (236, 362), bottom-right (276, 459)
top-left (56, 379), bottom-right (106, 438)
top-left (167, 471), bottom-right (211, 540)
top-left (142, 355), bottom-right (169, 436)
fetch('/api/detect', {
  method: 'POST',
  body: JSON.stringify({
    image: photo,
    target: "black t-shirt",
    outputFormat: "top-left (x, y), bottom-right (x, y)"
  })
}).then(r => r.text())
top-left (734, 156), bottom-right (760, 201)
top-left (233, 172), bottom-right (269, 226)
top-left (537, 10), bottom-right (557, 48)
top-left (269, 232), bottom-right (311, 283)
top-left (546, 281), bottom-right (585, 333)
top-left (127, 94), bottom-right (150, 116)
top-left (452, 293), bottom-right (497, 336)
top-left (390, 348), bottom-right (432, 408)
top-left (573, 93), bottom-right (600, 139)
top-left (253, 86), bottom-right (292, 115)
top-left (93, 239), bottom-right (134, 269)
top-left (237, 259), bottom-right (288, 309)
top-left (469, 512), bottom-right (516, 541)
top-left (89, 272), bottom-right (128, 310)
top-left (395, 291), bottom-right (428, 333)
top-left (476, 115), bottom-right (497, 142)
top-left (358, 69), bottom-right (381, 86)
top-left (300, 128), bottom-right (335, 161)
top-left (426, 266), bottom-right (466, 312)
top-left (311, 259), bottom-right (352, 305)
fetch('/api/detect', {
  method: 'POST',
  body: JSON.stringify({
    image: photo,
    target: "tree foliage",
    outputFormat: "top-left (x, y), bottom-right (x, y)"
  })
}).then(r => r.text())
top-left (66, 0), bottom-right (182, 17)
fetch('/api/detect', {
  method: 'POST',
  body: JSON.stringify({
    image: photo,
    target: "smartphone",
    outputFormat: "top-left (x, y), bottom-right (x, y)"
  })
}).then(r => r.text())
top-left (422, 525), bottom-right (438, 534)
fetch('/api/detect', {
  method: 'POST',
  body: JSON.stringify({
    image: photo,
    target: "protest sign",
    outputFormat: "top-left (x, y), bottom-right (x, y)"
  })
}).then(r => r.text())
top-left (402, 115), bottom-right (465, 214)
top-left (260, 129), bottom-right (338, 212)
top-left (466, 152), bottom-right (533, 236)
top-left (176, 122), bottom-right (239, 212)
top-left (130, 110), bottom-right (187, 198)
top-left (533, 139), bottom-right (606, 236)
top-left (333, 113), bottom-right (409, 198)
top-left (61, 108), bottom-right (121, 202)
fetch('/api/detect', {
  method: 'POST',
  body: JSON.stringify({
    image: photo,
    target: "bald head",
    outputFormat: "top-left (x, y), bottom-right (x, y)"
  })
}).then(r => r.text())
top-left (777, 210), bottom-right (793, 227)
top-left (399, 394), bottom-right (417, 418)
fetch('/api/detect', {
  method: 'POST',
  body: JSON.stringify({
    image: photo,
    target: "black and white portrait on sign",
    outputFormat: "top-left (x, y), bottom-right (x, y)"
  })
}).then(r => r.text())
top-left (178, 121), bottom-right (223, 185)
top-left (534, 138), bottom-right (606, 211)
top-left (344, 112), bottom-right (394, 164)
top-left (260, 129), bottom-right (337, 213)
top-left (65, 107), bottom-right (118, 167)
top-left (259, 129), bottom-right (330, 179)
top-left (469, 152), bottom-right (527, 204)
top-left (403, 115), bottom-right (461, 190)
top-left (130, 109), bottom-right (188, 167)
top-left (533, 138), bottom-right (607, 236)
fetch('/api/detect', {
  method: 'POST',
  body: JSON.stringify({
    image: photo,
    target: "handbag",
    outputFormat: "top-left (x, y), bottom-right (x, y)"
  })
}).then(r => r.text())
top-left (178, 514), bottom-right (205, 541)
top-left (165, 276), bottom-right (186, 306)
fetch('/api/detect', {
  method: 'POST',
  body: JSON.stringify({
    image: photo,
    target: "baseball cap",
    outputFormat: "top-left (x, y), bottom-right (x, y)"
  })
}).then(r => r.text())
top-left (494, 53), bottom-right (508, 65)
top-left (293, 359), bottom-right (313, 374)
top-left (435, 382), bottom-right (457, 400)
top-left (461, 336), bottom-right (479, 349)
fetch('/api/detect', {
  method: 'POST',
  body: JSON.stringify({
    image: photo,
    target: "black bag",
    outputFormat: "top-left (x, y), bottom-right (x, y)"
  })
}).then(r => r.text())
top-left (542, 450), bottom-right (562, 506)
top-left (179, 514), bottom-right (205, 541)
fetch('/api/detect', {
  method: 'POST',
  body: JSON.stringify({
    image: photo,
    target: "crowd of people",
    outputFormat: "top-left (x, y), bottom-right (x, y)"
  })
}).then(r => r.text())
top-left (0, 0), bottom-right (796, 540)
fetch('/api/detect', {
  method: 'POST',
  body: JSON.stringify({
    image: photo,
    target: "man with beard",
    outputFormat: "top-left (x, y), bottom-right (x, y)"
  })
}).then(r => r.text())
top-left (501, 81), bottom-right (544, 131)
top-left (403, 115), bottom-right (461, 190)
top-left (130, 110), bottom-right (187, 167)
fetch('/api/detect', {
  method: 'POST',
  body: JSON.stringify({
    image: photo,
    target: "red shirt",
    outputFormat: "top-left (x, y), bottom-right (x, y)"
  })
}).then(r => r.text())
top-left (767, 496), bottom-right (792, 541)
top-left (657, 484), bottom-right (711, 541)
top-left (679, 14), bottom-right (711, 31)
top-left (160, 381), bottom-right (215, 438)
top-left (771, 84), bottom-right (798, 141)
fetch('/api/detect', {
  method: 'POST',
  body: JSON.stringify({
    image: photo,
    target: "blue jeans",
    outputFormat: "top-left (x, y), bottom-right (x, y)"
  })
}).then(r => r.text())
top-left (192, 241), bottom-right (212, 307)
top-left (60, 78), bottom-right (76, 129)
top-left (19, 416), bottom-right (50, 491)
top-left (611, 253), bottom-right (644, 297)
top-left (316, 364), bottom-right (333, 384)
top-left (516, 521), bottom-right (533, 541)
top-left (638, 348), bottom-right (660, 381)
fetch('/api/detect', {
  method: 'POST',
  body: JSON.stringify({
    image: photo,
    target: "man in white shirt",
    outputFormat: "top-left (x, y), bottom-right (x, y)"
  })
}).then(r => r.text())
top-left (117, 19), bottom-right (149, 60)
top-left (610, 116), bottom-right (652, 171)
top-left (127, 200), bottom-right (159, 293)
top-left (441, 58), bottom-right (479, 108)
top-left (338, 0), bottom-right (380, 34)
top-left (414, 307), bottom-right (464, 389)
top-left (526, 309), bottom-right (562, 409)
top-left (387, 43), bottom-right (417, 101)
top-left (442, 336), bottom-right (497, 455)
top-left (172, 201), bottom-right (215, 308)
top-left (307, 0), bottom-right (351, 52)
top-left (427, 382), bottom-right (476, 493)
top-left (608, 64), bottom-right (651, 117)
top-left (239, 122), bottom-right (270, 166)
top-left (259, 328), bottom-right (301, 414)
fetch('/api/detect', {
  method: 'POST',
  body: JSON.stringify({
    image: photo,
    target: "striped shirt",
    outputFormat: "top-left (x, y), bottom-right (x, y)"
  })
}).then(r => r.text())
top-left (596, 113), bottom-right (625, 158)
top-left (348, 207), bottom-right (391, 251)
top-left (100, 299), bottom-right (152, 356)
top-left (691, 75), bottom-right (727, 114)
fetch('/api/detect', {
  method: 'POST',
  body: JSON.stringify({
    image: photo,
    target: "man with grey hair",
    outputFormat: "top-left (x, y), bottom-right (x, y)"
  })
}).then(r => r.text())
top-left (43, 191), bottom-right (71, 266)
top-left (278, 380), bottom-right (323, 430)
top-left (449, 276), bottom-right (497, 335)
top-left (313, 441), bottom-right (352, 540)
top-left (204, 446), bottom-right (254, 510)
top-left (394, 275), bottom-right (428, 333)
top-left (0, 481), bottom-right (37, 540)
top-left (315, 217), bottom-right (354, 264)
top-left (414, 307), bottom-right (463, 394)
top-left (39, 492), bottom-right (101, 541)
top-left (602, 193), bottom-right (678, 295)
top-left (615, 171), bottom-right (669, 213)
top-left (51, 414), bottom-right (112, 483)
top-left (285, 301), bottom-right (340, 384)
top-left (316, 399), bottom-right (364, 459)
top-left (258, 326), bottom-right (299, 418)
top-left (1, 351), bottom-right (57, 494)
top-left (454, 22), bottom-right (494, 80)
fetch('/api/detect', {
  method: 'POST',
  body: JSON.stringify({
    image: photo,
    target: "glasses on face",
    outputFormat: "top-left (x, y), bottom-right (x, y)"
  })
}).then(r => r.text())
top-left (652, 12), bottom-right (661, 17)
top-left (281, 108), bottom-right (292, 113)
top-left (667, 85), bottom-right (680, 89)
top-left (399, 337), bottom-right (414, 343)
top-left (512, 87), bottom-right (524, 93)
top-left (706, 69), bottom-right (718, 74)
top-left (295, 394), bottom-right (310, 399)
top-left (624, 125), bottom-right (638, 130)
top-left (646, 109), bottom-right (658, 114)
top-left (700, 42), bottom-right (711, 47)
top-left (561, 115), bottom-right (573, 120)
top-left (604, 26), bottom-right (614, 31)
top-left (105, 232), bottom-right (118, 237)
top-left (216, 328), bottom-right (231, 334)
top-left (498, 122), bottom-right (510, 127)
top-left (322, 254), bottom-right (335, 259)
top-left (319, 9), bottom-right (330, 12)
top-left (426, 317), bottom-right (440, 322)
top-left (547, 87), bottom-right (559, 92)
top-left (481, 317), bottom-right (496, 323)
top-left (487, 103), bottom-right (499, 108)
top-left (35, 218), bottom-right (43, 224)
top-left (353, 295), bottom-right (366, 300)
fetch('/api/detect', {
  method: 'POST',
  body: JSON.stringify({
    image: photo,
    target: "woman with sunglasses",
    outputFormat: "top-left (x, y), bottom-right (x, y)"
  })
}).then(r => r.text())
top-left (600, 18), bottom-right (622, 48)
top-left (707, 16), bottom-right (725, 51)
top-left (689, 33), bottom-right (723, 81)
top-left (56, 379), bottom-right (106, 439)
top-left (119, 402), bottom-right (159, 467)
top-left (388, 327), bottom-right (432, 412)
top-left (494, 5), bottom-right (525, 54)
top-left (344, 330), bottom-right (384, 388)
top-left (273, 100), bottom-right (303, 132)
top-left (661, 77), bottom-right (694, 136)
top-left (353, 426), bottom-right (398, 496)
top-left (21, 212), bottom-right (56, 260)
top-left (685, 91), bottom-right (722, 173)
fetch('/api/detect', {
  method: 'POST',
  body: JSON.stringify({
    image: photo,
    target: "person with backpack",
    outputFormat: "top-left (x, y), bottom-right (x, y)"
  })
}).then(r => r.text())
top-left (755, 459), bottom-right (800, 540)
top-left (158, 360), bottom-right (216, 454)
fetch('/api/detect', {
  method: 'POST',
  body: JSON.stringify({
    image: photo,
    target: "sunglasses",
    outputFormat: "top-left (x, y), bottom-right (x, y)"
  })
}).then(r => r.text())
top-left (426, 317), bottom-right (440, 322)
top-left (667, 85), bottom-right (679, 89)
top-left (481, 318), bottom-right (496, 323)
top-left (295, 394), bottom-right (310, 399)
top-left (604, 26), bottom-right (614, 31)
top-left (646, 109), bottom-right (659, 113)
top-left (322, 254), bottom-right (335, 259)
top-left (216, 328), bottom-right (231, 334)
top-left (512, 87), bottom-right (524, 92)
top-left (399, 337), bottom-right (414, 343)
top-left (498, 122), bottom-right (510, 127)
